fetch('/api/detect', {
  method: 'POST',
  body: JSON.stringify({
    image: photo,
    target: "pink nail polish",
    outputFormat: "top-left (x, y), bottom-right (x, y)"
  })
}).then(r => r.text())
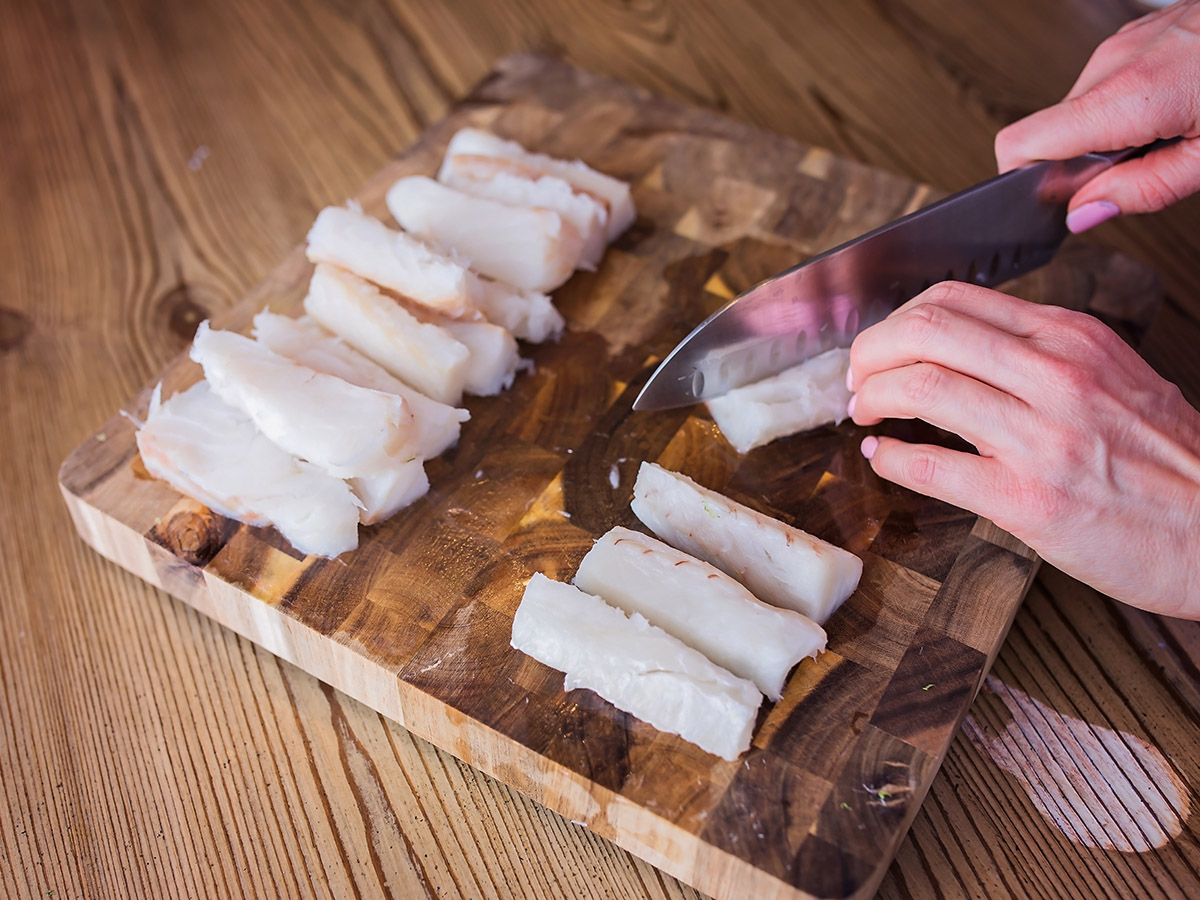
top-left (845, 366), bottom-right (854, 393)
top-left (846, 394), bottom-right (857, 419)
top-left (861, 435), bottom-right (878, 460)
top-left (1066, 200), bottom-right (1119, 234)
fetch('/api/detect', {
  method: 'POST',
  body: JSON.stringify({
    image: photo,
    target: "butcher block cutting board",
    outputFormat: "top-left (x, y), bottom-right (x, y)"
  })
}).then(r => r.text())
top-left (60, 54), bottom-right (1161, 900)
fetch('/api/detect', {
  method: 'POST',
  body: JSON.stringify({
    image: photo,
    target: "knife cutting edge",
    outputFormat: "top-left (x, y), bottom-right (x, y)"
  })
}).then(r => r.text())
top-left (632, 140), bottom-right (1175, 412)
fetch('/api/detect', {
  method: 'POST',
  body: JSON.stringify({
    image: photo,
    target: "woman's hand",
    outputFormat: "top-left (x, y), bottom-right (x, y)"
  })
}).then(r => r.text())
top-left (846, 282), bottom-right (1200, 617)
top-left (995, 0), bottom-right (1200, 232)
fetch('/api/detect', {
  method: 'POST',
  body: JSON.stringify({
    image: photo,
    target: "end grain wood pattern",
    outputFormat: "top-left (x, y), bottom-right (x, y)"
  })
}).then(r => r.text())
top-left (59, 55), bottom-right (1161, 900)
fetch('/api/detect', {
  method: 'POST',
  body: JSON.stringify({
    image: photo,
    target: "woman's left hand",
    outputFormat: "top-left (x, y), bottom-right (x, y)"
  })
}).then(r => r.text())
top-left (846, 281), bottom-right (1200, 617)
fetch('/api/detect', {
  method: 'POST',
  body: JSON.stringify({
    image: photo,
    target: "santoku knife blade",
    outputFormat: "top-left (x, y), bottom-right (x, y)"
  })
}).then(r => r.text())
top-left (632, 142), bottom-right (1169, 411)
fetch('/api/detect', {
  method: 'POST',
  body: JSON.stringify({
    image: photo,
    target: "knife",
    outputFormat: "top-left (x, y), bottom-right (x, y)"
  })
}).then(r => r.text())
top-left (632, 141), bottom-right (1174, 411)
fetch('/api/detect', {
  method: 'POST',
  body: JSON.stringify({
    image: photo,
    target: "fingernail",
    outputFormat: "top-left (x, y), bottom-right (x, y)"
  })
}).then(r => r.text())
top-left (1066, 200), bottom-right (1119, 234)
top-left (845, 365), bottom-right (854, 392)
top-left (846, 394), bottom-right (857, 419)
top-left (861, 435), bottom-right (878, 460)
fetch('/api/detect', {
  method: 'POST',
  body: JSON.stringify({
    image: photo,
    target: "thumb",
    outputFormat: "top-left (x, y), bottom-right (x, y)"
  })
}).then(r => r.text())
top-left (1067, 137), bottom-right (1200, 230)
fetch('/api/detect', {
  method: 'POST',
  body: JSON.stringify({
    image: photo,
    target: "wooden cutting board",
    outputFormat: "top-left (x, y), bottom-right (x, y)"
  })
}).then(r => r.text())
top-left (59, 54), bottom-right (1161, 900)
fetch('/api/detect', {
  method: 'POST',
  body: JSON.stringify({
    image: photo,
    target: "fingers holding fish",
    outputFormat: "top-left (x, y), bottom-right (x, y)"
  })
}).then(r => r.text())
top-left (848, 361), bottom-right (1030, 458)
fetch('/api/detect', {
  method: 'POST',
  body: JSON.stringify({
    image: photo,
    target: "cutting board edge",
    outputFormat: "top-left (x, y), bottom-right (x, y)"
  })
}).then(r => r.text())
top-left (59, 476), bottom-right (848, 900)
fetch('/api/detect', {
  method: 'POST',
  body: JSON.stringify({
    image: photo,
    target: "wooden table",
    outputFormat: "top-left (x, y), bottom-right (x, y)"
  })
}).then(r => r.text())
top-left (4, 1), bottom-right (1198, 898)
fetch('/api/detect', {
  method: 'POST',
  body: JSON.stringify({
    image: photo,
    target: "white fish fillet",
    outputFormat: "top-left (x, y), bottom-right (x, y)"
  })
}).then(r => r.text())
top-left (469, 274), bottom-right (564, 343)
top-left (511, 574), bottom-right (761, 761)
top-left (351, 459), bottom-right (429, 525)
top-left (438, 128), bottom-right (636, 241)
top-left (574, 527), bottom-right (826, 701)
top-left (135, 382), bottom-right (360, 557)
top-left (303, 264), bottom-right (472, 406)
top-left (441, 154), bottom-right (609, 269)
top-left (386, 176), bottom-right (584, 292)
top-left (306, 205), bottom-right (480, 319)
top-left (631, 462), bottom-right (863, 624)
top-left (190, 321), bottom-right (417, 478)
top-left (251, 311), bottom-right (469, 458)
top-left (707, 348), bottom-right (853, 454)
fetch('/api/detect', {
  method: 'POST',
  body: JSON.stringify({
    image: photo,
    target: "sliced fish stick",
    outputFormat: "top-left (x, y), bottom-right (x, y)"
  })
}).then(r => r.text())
top-left (386, 176), bottom-right (584, 292)
top-left (441, 154), bottom-right (609, 269)
top-left (631, 462), bottom-right (863, 624)
top-left (306, 205), bottom-right (480, 319)
top-left (303, 264), bottom-right (471, 406)
top-left (574, 527), bottom-right (826, 700)
top-left (135, 382), bottom-right (361, 557)
top-left (251, 311), bottom-right (469, 458)
top-left (707, 348), bottom-right (853, 453)
top-left (511, 574), bottom-right (762, 761)
top-left (438, 128), bottom-right (636, 241)
top-left (190, 321), bottom-right (417, 478)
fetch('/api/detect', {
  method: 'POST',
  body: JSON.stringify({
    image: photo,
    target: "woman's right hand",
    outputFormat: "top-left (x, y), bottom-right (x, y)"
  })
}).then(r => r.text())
top-left (994, 0), bottom-right (1200, 233)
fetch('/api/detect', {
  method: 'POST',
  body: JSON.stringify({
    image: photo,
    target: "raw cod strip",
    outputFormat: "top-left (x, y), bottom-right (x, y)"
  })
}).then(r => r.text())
top-left (511, 574), bottom-right (762, 761)
top-left (386, 176), bottom-right (584, 292)
top-left (438, 128), bottom-right (636, 241)
top-left (441, 154), bottom-right (609, 269)
top-left (135, 382), bottom-right (360, 557)
top-left (706, 348), bottom-right (853, 453)
top-left (631, 462), bottom-right (863, 624)
top-left (251, 311), bottom-right (469, 458)
top-left (306, 202), bottom-right (561, 342)
top-left (305, 205), bottom-right (480, 319)
top-left (190, 321), bottom-right (417, 478)
top-left (303, 263), bottom-right (472, 406)
top-left (574, 527), bottom-right (826, 700)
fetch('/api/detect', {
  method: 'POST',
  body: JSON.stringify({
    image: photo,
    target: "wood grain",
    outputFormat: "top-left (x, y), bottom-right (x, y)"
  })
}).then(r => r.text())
top-left (7, 1), bottom-right (1200, 899)
top-left (58, 53), bottom-right (1165, 900)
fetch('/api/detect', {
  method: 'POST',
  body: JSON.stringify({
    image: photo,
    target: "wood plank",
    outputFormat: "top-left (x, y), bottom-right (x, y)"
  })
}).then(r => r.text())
top-left (10, 1), bottom-right (1200, 899)
top-left (58, 54), bottom-right (1163, 900)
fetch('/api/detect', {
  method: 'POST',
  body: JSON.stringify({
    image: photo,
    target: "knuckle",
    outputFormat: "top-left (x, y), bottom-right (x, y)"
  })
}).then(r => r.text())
top-left (1071, 312), bottom-right (1118, 351)
top-left (1043, 356), bottom-right (1094, 394)
top-left (901, 363), bottom-right (943, 408)
top-left (928, 279), bottom-right (972, 303)
top-left (900, 303), bottom-right (947, 348)
top-left (903, 450), bottom-right (940, 488)
top-left (1132, 167), bottom-right (1186, 212)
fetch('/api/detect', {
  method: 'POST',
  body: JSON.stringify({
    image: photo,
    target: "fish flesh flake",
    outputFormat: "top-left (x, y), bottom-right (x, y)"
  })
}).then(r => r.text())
top-left (135, 382), bottom-right (361, 557)
top-left (438, 128), bottom-right (636, 241)
top-left (190, 321), bottom-right (417, 478)
top-left (511, 573), bottom-right (762, 761)
top-left (468, 275), bottom-right (563, 344)
top-left (303, 264), bottom-right (472, 406)
top-left (631, 462), bottom-right (863, 624)
top-left (574, 527), bottom-right (826, 700)
top-left (706, 348), bottom-right (853, 454)
top-left (386, 176), bottom-right (584, 292)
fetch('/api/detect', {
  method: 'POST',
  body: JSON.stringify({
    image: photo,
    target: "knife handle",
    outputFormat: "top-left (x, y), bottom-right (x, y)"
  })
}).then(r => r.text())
top-left (1039, 137), bottom-right (1182, 204)
top-left (1092, 136), bottom-right (1181, 166)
